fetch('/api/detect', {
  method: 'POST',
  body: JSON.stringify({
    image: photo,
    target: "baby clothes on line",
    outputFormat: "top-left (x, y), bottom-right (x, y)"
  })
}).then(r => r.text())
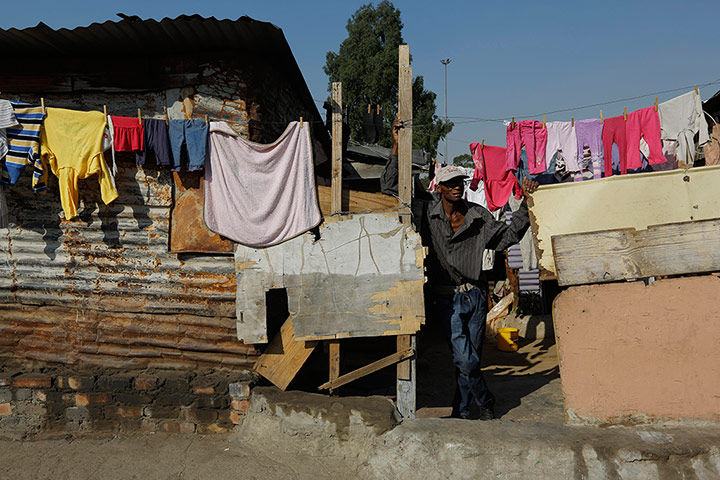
top-left (169, 119), bottom-right (208, 171)
top-left (0, 100), bottom-right (19, 159)
top-left (602, 115), bottom-right (628, 176)
top-left (545, 121), bottom-right (578, 173)
top-left (40, 108), bottom-right (118, 220)
top-left (111, 115), bottom-right (144, 152)
top-left (469, 142), bottom-right (521, 212)
top-left (626, 107), bottom-right (664, 170)
top-left (204, 121), bottom-right (321, 247)
top-left (506, 120), bottom-right (547, 174)
top-left (136, 119), bottom-right (172, 167)
top-left (2, 102), bottom-right (46, 192)
top-left (658, 90), bottom-right (710, 166)
top-left (574, 119), bottom-right (603, 179)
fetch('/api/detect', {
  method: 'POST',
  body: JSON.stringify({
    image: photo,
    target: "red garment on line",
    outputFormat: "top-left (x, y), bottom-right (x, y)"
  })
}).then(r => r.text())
top-left (626, 107), bottom-right (664, 170)
top-left (602, 115), bottom-right (628, 176)
top-left (469, 142), bottom-right (521, 212)
top-left (111, 115), bottom-right (144, 152)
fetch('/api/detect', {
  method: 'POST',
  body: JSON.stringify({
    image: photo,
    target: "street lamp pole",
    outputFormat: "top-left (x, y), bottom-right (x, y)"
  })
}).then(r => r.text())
top-left (440, 58), bottom-right (451, 164)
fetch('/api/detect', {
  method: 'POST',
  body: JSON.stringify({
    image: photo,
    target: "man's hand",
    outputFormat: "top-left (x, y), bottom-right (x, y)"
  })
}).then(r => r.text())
top-left (520, 178), bottom-right (540, 198)
top-left (391, 117), bottom-right (403, 155)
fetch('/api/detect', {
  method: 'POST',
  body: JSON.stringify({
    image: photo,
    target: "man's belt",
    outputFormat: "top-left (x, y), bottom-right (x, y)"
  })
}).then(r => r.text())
top-left (432, 282), bottom-right (476, 295)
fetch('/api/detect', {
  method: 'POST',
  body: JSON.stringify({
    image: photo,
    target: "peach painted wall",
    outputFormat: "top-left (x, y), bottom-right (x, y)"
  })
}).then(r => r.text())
top-left (553, 275), bottom-right (720, 424)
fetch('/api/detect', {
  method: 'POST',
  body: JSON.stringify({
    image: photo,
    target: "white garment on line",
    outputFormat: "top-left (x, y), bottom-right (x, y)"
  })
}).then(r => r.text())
top-left (204, 121), bottom-right (322, 247)
top-left (658, 90), bottom-right (709, 165)
top-left (545, 121), bottom-right (579, 172)
top-left (102, 116), bottom-right (117, 189)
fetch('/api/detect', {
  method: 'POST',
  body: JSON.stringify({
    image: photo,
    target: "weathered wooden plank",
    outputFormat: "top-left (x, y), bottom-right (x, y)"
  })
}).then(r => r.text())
top-left (528, 165), bottom-right (720, 278)
top-left (396, 335), bottom-right (411, 380)
top-left (317, 186), bottom-right (398, 215)
top-left (397, 44), bottom-right (412, 225)
top-left (396, 335), bottom-right (417, 419)
top-left (331, 82), bottom-right (343, 214)
top-left (328, 340), bottom-right (340, 395)
top-left (318, 347), bottom-right (414, 390)
top-left (253, 317), bottom-right (318, 391)
top-left (553, 218), bottom-right (720, 286)
top-left (235, 213), bottom-right (426, 341)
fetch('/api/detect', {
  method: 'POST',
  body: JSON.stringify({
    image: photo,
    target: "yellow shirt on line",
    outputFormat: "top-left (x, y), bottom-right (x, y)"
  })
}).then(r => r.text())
top-left (40, 107), bottom-right (118, 220)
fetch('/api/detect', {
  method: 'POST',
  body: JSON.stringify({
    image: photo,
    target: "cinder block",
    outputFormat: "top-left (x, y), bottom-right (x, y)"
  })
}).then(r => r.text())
top-left (231, 399), bottom-right (249, 414)
top-left (159, 421), bottom-right (181, 433)
top-left (75, 393), bottom-right (110, 407)
top-left (229, 411), bottom-right (244, 425)
top-left (13, 376), bottom-right (51, 389)
top-left (228, 382), bottom-right (251, 399)
top-left (195, 396), bottom-right (229, 409)
top-left (134, 375), bottom-right (158, 391)
top-left (65, 406), bottom-right (89, 422)
top-left (155, 394), bottom-right (194, 407)
top-left (96, 376), bottom-right (132, 392)
top-left (180, 408), bottom-right (217, 424)
top-left (143, 406), bottom-right (180, 419)
top-left (179, 422), bottom-right (196, 434)
top-left (14, 388), bottom-right (32, 401)
top-left (192, 386), bottom-right (214, 395)
top-left (114, 393), bottom-right (152, 406)
top-left (0, 403), bottom-right (12, 416)
top-left (163, 377), bottom-right (190, 392)
top-left (0, 389), bottom-right (12, 403)
top-left (105, 405), bottom-right (143, 419)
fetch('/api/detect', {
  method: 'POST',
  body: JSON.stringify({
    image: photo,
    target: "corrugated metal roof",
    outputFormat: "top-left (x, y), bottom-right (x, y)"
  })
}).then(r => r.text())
top-left (0, 15), bottom-right (287, 57)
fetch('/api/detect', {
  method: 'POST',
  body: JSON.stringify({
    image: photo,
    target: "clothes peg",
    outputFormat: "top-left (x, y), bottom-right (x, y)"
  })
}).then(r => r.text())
top-left (137, 108), bottom-right (142, 125)
top-left (41, 97), bottom-right (46, 114)
top-left (481, 139), bottom-right (485, 148)
top-left (368, 104), bottom-right (371, 114)
top-left (542, 115), bottom-right (546, 128)
top-left (623, 107), bottom-right (627, 121)
top-left (205, 115), bottom-right (209, 125)
top-left (103, 105), bottom-right (108, 121)
top-left (511, 117), bottom-right (515, 129)
top-left (654, 97), bottom-right (658, 112)
top-left (694, 85), bottom-right (699, 95)
top-left (376, 104), bottom-right (380, 115)
top-left (300, 116), bottom-right (303, 128)
top-left (571, 117), bottom-right (574, 127)
top-left (600, 110), bottom-right (603, 124)
top-left (164, 106), bottom-right (168, 125)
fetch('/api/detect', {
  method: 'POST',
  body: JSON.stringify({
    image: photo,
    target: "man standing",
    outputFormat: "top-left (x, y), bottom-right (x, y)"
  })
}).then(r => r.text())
top-left (425, 166), bottom-right (538, 420)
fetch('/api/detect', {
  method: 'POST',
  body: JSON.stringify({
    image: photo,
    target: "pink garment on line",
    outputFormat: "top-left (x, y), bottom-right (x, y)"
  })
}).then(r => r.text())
top-left (506, 120), bottom-right (548, 174)
top-left (469, 142), bottom-right (521, 212)
top-left (626, 107), bottom-right (664, 170)
top-left (204, 121), bottom-right (322, 247)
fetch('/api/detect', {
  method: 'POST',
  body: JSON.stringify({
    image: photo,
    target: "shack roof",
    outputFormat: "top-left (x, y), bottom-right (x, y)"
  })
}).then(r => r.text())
top-left (0, 14), bottom-right (288, 56)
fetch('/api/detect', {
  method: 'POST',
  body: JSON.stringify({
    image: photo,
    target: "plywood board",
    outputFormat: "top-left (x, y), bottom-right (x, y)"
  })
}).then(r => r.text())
top-left (317, 186), bottom-right (398, 215)
top-left (528, 165), bottom-right (720, 278)
top-left (253, 317), bottom-right (318, 391)
top-left (552, 218), bottom-right (720, 286)
top-left (235, 213), bottom-right (425, 342)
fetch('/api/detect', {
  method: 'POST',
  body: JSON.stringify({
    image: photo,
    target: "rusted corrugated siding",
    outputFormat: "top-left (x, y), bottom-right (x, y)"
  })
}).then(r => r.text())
top-left (0, 91), bottom-right (257, 370)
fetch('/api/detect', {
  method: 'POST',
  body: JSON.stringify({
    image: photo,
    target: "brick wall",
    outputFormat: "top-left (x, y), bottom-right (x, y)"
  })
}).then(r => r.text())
top-left (0, 368), bottom-right (255, 439)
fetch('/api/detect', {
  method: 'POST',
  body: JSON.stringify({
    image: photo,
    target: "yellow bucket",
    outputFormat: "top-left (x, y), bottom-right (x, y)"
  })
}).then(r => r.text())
top-left (497, 327), bottom-right (519, 352)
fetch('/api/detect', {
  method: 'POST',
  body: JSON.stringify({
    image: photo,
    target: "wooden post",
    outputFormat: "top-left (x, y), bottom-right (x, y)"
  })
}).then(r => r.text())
top-left (328, 340), bottom-right (340, 395)
top-left (331, 82), bottom-right (343, 214)
top-left (396, 44), bottom-right (416, 419)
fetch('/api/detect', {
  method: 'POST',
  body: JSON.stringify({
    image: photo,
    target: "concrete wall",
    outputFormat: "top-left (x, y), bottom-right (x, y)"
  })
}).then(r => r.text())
top-left (553, 275), bottom-right (720, 424)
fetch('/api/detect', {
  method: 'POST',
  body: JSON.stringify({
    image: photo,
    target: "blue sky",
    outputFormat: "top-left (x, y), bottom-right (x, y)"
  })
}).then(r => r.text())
top-left (2, 1), bottom-right (719, 162)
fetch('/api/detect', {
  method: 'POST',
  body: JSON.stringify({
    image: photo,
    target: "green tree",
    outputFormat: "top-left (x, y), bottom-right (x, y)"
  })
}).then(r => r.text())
top-left (453, 153), bottom-right (474, 168)
top-left (324, 1), bottom-right (452, 156)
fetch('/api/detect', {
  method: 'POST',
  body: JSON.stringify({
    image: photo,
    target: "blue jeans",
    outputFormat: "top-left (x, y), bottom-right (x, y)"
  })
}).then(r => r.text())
top-left (168, 119), bottom-right (208, 171)
top-left (435, 286), bottom-right (494, 417)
